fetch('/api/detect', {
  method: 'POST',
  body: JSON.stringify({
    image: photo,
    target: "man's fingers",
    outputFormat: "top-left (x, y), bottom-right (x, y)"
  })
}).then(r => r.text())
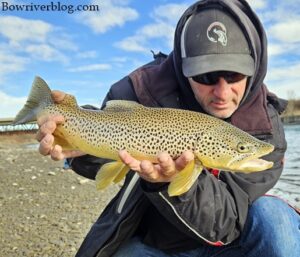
top-left (50, 145), bottom-right (65, 161)
top-left (39, 134), bottom-right (54, 156)
top-left (175, 151), bottom-right (194, 171)
top-left (157, 152), bottom-right (176, 176)
top-left (51, 90), bottom-right (66, 103)
top-left (36, 120), bottom-right (58, 141)
top-left (118, 150), bottom-right (141, 171)
top-left (37, 114), bottom-right (65, 127)
top-left (140, 160), bottom-right (159, 180)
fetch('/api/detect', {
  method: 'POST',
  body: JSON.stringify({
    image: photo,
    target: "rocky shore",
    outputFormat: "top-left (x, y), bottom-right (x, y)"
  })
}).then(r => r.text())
top-left (0, 134), bottom-right (119, 257)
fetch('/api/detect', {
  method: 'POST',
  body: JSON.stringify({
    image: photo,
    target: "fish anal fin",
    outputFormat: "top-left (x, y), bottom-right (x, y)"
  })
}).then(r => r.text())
top-left (113, 165), bottom-right (130, 183)
top-left (104, 100), bottom-right (143, 112)
top-left (168, 160), bottom-right (203, 197)
top-left (96, 162), bottom-right (128, 190)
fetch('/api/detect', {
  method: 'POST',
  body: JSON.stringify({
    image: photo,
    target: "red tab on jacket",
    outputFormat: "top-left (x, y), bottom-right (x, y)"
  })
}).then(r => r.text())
top-left (208, 169), bottom-right (220, 179)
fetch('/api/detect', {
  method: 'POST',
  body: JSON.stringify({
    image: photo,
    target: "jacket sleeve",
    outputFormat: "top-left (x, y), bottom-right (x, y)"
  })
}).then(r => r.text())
top-left (140, 102), bottom-right (287, 245)
top-left (68, 76), bottom-right (139, 179)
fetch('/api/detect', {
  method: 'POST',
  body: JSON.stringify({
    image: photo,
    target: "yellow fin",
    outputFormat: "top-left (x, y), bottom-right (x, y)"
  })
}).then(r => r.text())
top-left (113, 165), bottom-right (130, 183)
top-left (96, 161), bottom-right (128, 190)
top-left (104, 100), bottom-right (143, 112)
top-left (168, 160), bottom-right (203, 197)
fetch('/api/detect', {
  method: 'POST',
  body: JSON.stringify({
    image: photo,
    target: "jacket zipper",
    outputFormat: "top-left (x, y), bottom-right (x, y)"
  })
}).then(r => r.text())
top-left (117, 173), bottom-right (140, 214)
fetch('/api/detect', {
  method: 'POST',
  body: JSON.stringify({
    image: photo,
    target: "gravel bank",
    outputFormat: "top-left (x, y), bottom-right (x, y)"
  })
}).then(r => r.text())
top-left (0, 136), bottom-right (119, 257)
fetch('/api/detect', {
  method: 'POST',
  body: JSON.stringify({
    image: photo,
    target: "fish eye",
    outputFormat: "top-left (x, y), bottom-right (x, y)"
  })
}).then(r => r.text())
top-left (237, 143), bottom-right (250, 153)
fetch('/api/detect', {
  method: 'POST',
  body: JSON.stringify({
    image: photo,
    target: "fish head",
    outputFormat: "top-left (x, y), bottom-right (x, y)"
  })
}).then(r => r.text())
top-left (195, 125), bottom-right (274, 173)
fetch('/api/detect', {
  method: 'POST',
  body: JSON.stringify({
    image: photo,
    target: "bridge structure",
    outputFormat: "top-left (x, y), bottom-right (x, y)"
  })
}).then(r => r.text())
top-left (0, 117), bottom-right (38, 133)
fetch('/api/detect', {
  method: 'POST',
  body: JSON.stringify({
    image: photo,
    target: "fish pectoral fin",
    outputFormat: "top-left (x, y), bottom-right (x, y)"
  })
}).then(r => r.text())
top-left (104, 100), bottom-right (143, 112)
top-left (168, 160), bottom-right (203, 197)
top-left (96, 161), bottom-right (127, 190)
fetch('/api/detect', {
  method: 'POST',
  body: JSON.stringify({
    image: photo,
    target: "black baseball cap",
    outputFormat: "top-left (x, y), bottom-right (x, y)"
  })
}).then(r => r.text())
top-left (181, 8), bottom-right (255, 77)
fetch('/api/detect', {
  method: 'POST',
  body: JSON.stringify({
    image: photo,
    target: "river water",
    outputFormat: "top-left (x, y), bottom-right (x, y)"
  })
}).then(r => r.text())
top-left (268, 124), bottom-right (300, 207)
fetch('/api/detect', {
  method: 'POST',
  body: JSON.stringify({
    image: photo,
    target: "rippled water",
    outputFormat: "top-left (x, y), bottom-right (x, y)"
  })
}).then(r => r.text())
top-left (269, 124), bottom-right (300, 206)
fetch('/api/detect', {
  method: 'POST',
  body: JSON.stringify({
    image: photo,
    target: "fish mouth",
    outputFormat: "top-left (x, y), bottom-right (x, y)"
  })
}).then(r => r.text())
top-left (234, 158), bottom-right (274, 172)
top-left (228, 145), bottom-right (275, 172)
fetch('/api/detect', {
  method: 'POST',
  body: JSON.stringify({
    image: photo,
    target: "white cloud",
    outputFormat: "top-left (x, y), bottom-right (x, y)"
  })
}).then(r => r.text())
top-left (77, 0), bottom-right (138, 34)
top-left (24, 44), bottom-right (68, 63)
top-left (268, 42), bottom-right (300, 56)
top-left (67, 64), bottom-right (112, 72)
top-left (115, 3), bottom-right (188, 53)
top-left (76, 51), bottom-right (98, 59)
top-left (0, 15), bottom-right (52, 43)
top-left (151, 3), bottom-right (188, 23)
top-left (115, 35), bottom-right (149, 53)
top-left (268, 62), bottom-right (300, 81)
top-left (266, 62), bottom-right (300, 99)
top-left (0, 91), bottom-right (26, 118)
top-left (247, 0), bottom-right (268, 9)
top-left (0, 15), bottom-right (79, 81)
top-left (268, 19), bottom-right (300, 43)
top-left (0, 48), bottom-right (28, 80)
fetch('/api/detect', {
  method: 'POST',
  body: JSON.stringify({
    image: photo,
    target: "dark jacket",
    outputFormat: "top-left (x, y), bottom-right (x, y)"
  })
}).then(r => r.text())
top-left (72, 1), bottom-right (287, 256)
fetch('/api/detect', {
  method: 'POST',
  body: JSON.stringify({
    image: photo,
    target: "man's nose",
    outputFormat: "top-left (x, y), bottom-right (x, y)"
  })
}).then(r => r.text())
top-left (212, 77), bottom-right (230, 99)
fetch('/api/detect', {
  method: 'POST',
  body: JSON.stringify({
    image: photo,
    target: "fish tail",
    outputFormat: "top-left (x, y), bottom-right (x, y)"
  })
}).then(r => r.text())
top-left (13, 76), bottom-right (53, 125)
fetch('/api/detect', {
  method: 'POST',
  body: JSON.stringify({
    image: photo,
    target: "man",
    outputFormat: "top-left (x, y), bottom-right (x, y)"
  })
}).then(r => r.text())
top-left (37, 0), bottom-right (300, 256)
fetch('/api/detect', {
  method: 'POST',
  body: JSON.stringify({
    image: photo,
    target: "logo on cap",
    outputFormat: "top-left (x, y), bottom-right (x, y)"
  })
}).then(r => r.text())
top-left (207, 22), bottom-right (227, 46)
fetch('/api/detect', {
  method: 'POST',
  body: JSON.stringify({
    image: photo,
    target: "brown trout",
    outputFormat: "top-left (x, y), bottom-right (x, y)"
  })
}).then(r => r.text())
top-left (14, 76), bottom-right (274, 196)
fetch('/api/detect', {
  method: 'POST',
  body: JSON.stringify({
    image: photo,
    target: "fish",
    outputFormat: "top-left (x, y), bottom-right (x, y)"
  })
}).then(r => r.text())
top-left (14, 76), bottom-right (275, 197)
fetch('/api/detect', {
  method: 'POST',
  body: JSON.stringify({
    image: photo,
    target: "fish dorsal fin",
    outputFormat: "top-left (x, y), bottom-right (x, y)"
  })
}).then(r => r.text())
top-left (104, 100), bottom-right (143, 112)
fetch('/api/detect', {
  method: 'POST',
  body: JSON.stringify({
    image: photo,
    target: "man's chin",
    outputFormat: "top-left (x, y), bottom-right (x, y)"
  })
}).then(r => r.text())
top-left (206, 108), bottom-right (235, 119)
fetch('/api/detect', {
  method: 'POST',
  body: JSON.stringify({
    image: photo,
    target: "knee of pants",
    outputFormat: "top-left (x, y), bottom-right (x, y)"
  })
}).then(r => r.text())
top-left (242, 196), bottom-right (300, 254)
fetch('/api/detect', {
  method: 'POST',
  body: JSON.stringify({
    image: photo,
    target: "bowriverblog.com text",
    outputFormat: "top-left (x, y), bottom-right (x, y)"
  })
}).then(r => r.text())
top-left (1, 1), bottom-right (100, 14)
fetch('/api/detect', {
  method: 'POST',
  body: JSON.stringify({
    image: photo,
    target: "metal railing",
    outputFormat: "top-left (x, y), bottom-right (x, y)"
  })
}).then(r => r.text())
top-left (0, 118), bottom-right (38, 132)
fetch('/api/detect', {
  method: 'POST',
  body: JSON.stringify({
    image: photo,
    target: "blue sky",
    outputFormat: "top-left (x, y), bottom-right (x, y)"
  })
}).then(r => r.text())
top-left (0, 0), bottom-right (299, 118)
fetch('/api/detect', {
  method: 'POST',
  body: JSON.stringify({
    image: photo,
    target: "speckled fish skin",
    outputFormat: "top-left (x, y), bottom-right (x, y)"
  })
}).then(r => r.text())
top-left (14, 76), bottom-right (275, 196)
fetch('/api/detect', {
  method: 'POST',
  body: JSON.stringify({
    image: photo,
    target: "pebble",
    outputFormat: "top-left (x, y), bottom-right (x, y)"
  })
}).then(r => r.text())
top-left (78, 178), bottom-right (90, 185)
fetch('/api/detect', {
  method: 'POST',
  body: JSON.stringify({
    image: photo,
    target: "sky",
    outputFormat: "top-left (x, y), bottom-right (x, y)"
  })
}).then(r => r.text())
top-left (0, 0), bottom-right (300, 118)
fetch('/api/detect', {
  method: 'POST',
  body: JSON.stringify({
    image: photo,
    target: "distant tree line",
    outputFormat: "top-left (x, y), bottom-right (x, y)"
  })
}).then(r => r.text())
top-left (283, 90), bottom-right (300, 117)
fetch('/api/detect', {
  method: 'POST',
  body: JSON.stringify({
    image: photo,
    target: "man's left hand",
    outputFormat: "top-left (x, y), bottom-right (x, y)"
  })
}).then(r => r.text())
top-left (118, 150), bottom-right (194, 183)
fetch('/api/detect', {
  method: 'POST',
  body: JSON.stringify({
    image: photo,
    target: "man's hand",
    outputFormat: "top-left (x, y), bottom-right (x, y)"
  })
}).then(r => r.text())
top-left (36, 90), bottom-right (84, 161)
top-left (118, 150), bottom-right (194, 183)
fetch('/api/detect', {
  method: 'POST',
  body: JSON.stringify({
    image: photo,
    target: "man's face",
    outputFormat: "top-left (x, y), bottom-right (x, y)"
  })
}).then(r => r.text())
top-left (188, 75), bottom-right (247, 119)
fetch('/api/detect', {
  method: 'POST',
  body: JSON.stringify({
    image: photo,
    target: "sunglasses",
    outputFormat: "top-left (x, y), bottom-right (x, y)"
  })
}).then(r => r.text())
top-left (191, 71), bottom-right (247, 85)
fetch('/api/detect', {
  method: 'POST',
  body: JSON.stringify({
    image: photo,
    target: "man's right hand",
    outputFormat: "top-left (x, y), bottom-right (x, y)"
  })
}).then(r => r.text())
top-left (36, 90), bottom-right (85, 161)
